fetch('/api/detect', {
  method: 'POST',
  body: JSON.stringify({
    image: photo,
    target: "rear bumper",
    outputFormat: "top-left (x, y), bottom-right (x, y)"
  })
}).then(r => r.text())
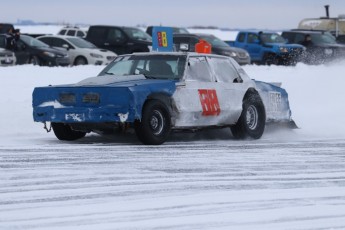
top-left (33, 106), bottom-right (135, 123)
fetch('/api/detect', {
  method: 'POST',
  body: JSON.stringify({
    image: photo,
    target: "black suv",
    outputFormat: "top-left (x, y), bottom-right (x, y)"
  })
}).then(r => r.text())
top-left (281, 30), bottom-right (345, 64)
top-left (173, 33), bottom-right (251, 65)
top-left (85, 25), bottom-right (152, 55)
top-left (0, 23), bottom-right (14, 34)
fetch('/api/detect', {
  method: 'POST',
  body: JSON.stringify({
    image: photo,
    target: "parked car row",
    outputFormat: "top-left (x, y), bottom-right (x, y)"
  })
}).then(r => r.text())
top-left (2, 21), bottom-right (345, 67)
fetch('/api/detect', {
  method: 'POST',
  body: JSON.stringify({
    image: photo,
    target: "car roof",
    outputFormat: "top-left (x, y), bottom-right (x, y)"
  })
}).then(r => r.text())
top-left (118, 51), bottom-right (231, 59)
top-left (174, 33), bottom-right (199, 38)
top-left (38, 35), bottom-right (82, 39)
top-left (89, 25), bottom-right (138, 29)
top-left (285, 29), bottom-right (331, 34)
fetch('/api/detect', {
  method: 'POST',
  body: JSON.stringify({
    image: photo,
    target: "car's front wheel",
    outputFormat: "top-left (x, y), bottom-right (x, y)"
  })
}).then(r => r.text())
top-left (231, 93), bottom-right (266, 139)
top-left (135, 100), bottom-right (171, 145)
top-left (74, 56), bottom-right (87, 65)
top-left (51, 123), bottom-right (86, 141)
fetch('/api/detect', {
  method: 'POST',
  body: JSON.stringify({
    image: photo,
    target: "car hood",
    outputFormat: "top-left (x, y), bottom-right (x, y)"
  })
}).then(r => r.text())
top-left (52, 74), bottom-right (176, 90)
top-left (314, 43), bottom-right (345, 49)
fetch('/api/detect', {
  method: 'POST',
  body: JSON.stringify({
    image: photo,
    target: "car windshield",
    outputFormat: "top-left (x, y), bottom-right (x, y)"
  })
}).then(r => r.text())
top-left (99, 54), bottom-right (186, 80)
top-left (310, 33), bottom-right (337, 44)
top-left (173, 27), bottom-right (189, 34)
top-left (66, 37), bottom-right (97, 48)
top-left (20, 35), bottom-right (49, 47)
top-left (260, 33), bottom-right (286, 43)
top-left (198, 34), bottom-right (229, 47)
top-left (123, 28), bottom-right (152, 41)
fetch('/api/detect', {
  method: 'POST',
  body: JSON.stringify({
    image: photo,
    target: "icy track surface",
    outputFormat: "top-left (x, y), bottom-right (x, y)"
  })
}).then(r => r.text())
top-left (2, 138), bottom-right (345, 230)
top-left (1, 61), bottom-right (345, 229)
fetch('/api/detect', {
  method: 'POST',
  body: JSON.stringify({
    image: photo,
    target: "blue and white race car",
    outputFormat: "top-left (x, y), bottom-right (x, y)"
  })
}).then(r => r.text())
top-left (32, 52), bottom-right (296, 145)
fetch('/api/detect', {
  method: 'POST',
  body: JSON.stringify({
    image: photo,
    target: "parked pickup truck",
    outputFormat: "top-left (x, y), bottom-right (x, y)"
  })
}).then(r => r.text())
top-left (227, 31), bottom-right (305, 65)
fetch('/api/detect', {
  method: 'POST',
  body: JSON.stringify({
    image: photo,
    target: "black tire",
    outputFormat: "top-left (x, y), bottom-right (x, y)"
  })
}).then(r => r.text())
top-left (51, 123), bottom-right (86, 141)
top-left (134, 100), bottom-right (171, 145)
top-left (74, 56), bottom-right (87, 65)
top-left (29, 56), bottom-right (40, 65)
top-left (231, 93), bottom-right (266, 139)
top-left (263, 54), bottom-right (279, 65)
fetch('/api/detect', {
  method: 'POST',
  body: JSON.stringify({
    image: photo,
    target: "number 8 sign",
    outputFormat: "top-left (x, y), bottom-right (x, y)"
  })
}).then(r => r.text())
top-left (152, 27), bottom-right (173, 52)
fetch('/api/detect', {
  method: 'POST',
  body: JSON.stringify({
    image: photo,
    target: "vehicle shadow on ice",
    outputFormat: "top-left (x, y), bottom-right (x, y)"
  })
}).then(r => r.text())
top-left (55, 125), bottom-right (297, 145)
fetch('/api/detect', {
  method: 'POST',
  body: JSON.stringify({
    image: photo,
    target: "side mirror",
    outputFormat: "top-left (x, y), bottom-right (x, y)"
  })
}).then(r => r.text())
top-left (179, 43), bottom-right (189, 51)
top-left (62, 44), bottom-right (69, 50)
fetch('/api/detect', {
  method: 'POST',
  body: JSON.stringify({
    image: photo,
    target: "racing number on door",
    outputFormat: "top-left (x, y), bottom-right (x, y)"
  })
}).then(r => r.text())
top-left (198, 89), bottom-right (221, 116)
top-left (157, 32), bottom-right (168, 47)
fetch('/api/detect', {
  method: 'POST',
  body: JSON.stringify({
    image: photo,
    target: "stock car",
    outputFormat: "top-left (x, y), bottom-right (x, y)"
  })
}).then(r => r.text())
top-left (32, 52), bottom-right (296, 145)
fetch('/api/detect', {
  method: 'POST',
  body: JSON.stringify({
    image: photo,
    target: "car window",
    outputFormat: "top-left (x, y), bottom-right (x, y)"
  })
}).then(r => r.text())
top-left (107, 28), bottom-right (126, 42)
top-left (207, 56), bottom-right (239, 83)
top-left (186, 56), bottom-right (213, 82)
top-left (237, 33), bottom-right (246, 43)
top-left (310, 33), bottom-right (337, 44)
top-left (54, 38), bottom-right (69, 48)
top-left (66, 37), bottom-right (96, 48)
top-left (38, 37), bottom-right (51, 45)
top-left (123, 28), bottom-right (152, 41)
top-left (247, 33), bottom-right (259, 43)
top-left (66, 30), bottom-right (75, 36)
top-left (294, 34), bottom-right (306, 44)
top-left (76, 31), bottom-right (85, 37)
top-left (20, 35), bottom-right (49, 48)
top-left (198, 35), bottom-right (229, 47)
top-left (58, 29), bottom-right (67, 35)
top-left (88, 27), bottom-right (106, 39)
top-left (260, 33), bottom-right (286, 43)
top-left (99, 54), bottom-right (186, 80)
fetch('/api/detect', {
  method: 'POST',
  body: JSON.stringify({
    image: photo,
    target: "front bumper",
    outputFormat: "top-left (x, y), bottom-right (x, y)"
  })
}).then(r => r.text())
top-left (0, 54), bottom-right (16, 66)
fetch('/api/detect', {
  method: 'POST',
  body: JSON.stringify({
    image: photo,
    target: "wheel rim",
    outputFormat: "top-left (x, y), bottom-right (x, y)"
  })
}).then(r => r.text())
top-left (246, 105), bottom-right (258, 130)
top-left (150, 109), bottom-right (164, 135)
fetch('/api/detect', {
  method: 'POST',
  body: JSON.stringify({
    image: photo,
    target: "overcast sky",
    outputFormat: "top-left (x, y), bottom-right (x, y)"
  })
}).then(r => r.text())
top-left (2, 0), bottom-right (345, 29)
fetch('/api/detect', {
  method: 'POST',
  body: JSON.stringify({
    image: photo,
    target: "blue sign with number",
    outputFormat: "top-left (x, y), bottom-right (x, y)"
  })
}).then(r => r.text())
top-left (152, 26), bottom-right (173, 52)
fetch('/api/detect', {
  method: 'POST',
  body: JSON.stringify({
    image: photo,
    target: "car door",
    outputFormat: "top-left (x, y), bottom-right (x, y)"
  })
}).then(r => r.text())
top-left (206, 56), bottom-right (247, 124)
top-left (14, 39), bottom-right (30, 64)
top-left (53, 38), bottom-right (77, 63)
top-left (172, 55), bottom-right (223, 127)
top-left (104, 28), bottom-right (128, 54)
top-left (245, 33), bottom-right (262, 61)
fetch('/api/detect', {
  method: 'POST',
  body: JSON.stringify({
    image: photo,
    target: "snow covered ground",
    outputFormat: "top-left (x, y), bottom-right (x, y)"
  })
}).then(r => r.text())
top-left (1, 25), bottom-right (345, 229)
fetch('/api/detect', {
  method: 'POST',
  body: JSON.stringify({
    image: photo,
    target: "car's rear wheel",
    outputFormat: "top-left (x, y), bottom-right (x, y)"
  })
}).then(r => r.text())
top-left (51, 123), bottom-right (86, 141)
top-left (231, 93), bottom-right (266, 139)
top-left (135, 100), bottom-right (171, 145)
top-left (74, 56), bottom-right (87, 65)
